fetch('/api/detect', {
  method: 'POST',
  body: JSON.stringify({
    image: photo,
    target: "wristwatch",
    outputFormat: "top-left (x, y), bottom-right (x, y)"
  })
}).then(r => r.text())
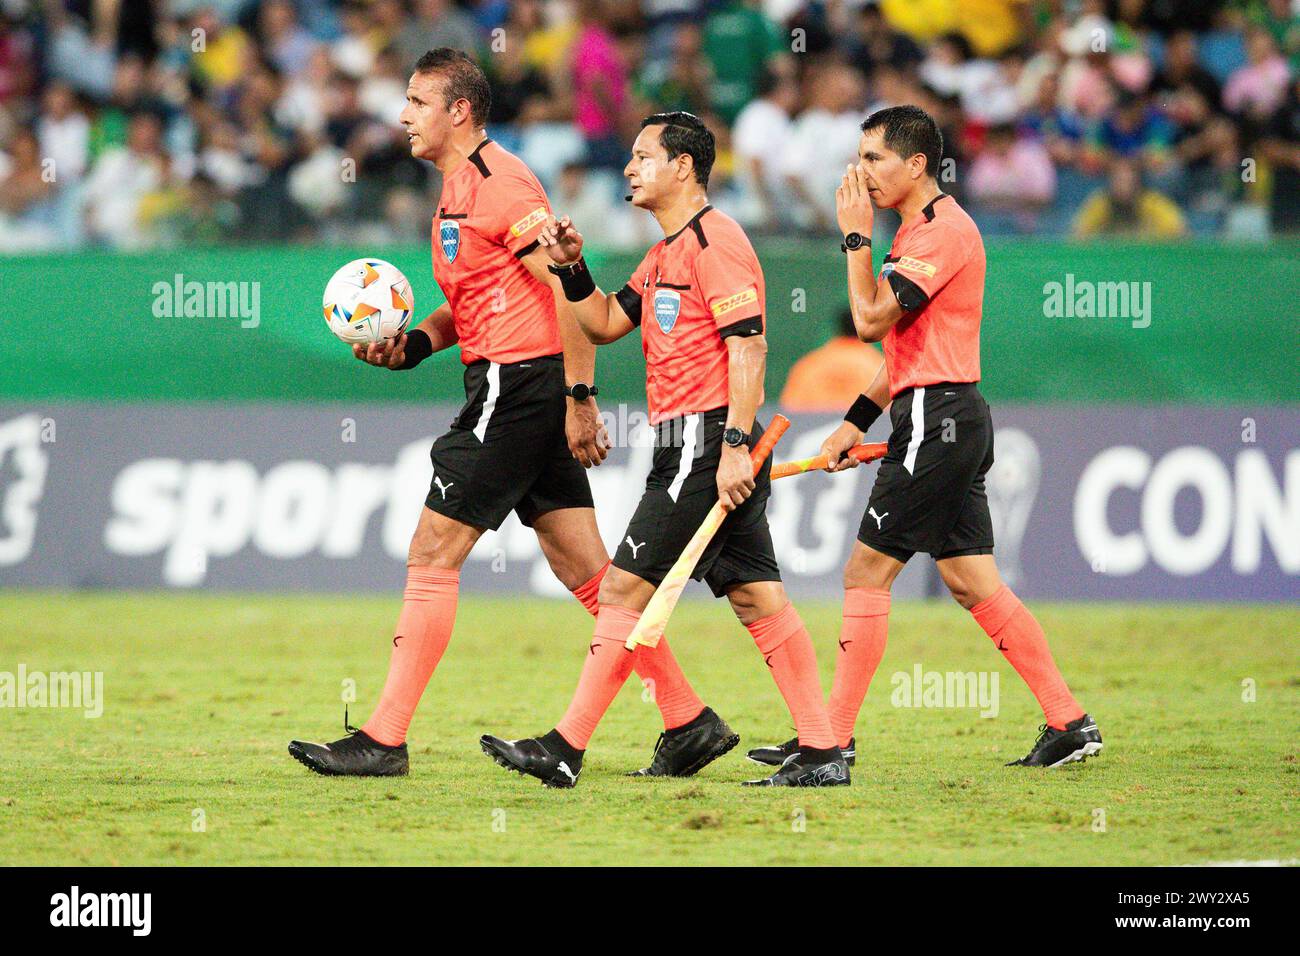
top-left (565, 383), bottom-right (599, 401)
top-left (722, 426), bottom-right (749, 448)
top-left (841, 232), bottom-right (871, 253)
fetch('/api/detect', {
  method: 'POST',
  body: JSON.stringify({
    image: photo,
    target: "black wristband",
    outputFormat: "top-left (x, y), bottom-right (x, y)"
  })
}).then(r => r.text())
top-left (845, 393), bottom-right (884, 431)
top-left (397, 328), bottom-right (433, 370)
top-left (548, 258), bottom-right (597, 302)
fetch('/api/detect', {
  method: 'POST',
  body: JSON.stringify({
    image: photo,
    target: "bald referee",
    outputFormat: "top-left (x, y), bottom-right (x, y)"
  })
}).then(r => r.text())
top-left (749, 105), bottom-right (1103, 769)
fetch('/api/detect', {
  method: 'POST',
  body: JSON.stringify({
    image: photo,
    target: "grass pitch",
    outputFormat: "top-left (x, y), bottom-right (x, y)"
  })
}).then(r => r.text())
top-left (1, 591), bottom-right (1295, 866)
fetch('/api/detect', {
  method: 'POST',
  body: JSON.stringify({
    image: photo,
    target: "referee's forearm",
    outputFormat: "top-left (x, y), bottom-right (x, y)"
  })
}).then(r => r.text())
top-left (567, 288), bottom-right (622, 345)
top-left (416, 304), bottom-right (457, 352)
top-left (724, 335), bottom-right (766, 432)
top-left (555, 297), bottom-right (597, 384)
top-left (846, 248), bottom-right (886, 341)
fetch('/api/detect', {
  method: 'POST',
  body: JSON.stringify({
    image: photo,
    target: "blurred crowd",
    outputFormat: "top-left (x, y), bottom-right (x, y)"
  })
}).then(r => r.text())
top-left (0, 0), bottom-right (1297, 253)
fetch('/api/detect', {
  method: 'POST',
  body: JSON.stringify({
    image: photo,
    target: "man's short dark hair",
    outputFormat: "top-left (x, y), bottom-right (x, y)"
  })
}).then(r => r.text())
top-left (861, 104), bottom-right (944, 178)
top-left (641, 111), bottom-right (715, 186)
top-left (414, 47), bottom-right (491, 127)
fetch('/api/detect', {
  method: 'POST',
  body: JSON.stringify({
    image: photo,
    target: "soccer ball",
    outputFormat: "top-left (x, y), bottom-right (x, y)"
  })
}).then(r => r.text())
top-left (322, 258), bottom-right (414, 344)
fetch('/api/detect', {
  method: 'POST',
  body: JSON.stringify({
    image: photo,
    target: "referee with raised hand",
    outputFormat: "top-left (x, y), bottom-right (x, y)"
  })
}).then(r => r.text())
top-left (749, 105), bottom-right (1103, 770)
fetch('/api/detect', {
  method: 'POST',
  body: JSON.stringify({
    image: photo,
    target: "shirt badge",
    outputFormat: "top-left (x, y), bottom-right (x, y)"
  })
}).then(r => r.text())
top-left (653, 288), bottom-right (681, 334)
top-left (440, 220), bottom-right (461, 263)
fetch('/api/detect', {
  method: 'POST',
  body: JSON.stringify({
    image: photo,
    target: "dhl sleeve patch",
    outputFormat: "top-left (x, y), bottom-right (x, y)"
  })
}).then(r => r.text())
top-left (509, 207), bottom-right (548, 237)
top-left (710, 287), bottom-right (758, 318)
top-left (896, 256), bottom-right (937, 277)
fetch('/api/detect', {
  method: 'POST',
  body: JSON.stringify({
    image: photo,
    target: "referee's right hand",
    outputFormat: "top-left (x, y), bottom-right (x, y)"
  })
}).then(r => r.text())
top-left (354, 334), bottom-right (407, 369)
top-left (821, 421), bottom-right (864, 473)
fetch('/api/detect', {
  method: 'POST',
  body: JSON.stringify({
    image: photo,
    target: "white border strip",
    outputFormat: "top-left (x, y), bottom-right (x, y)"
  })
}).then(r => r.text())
top-left (667, 413), bottom-right (700, 502)
top-left (903, 386), bottom-right (925, 474)
top-left (472, 362), bottom-right (501, 443)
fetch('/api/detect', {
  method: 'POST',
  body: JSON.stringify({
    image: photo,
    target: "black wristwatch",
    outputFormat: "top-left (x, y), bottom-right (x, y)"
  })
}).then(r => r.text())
top-left (841, 232), bottom-right (871, 253)
top-left (565, 382), bottom-right (599, 401)
top-left (722, 426), bottom-right (749, 448)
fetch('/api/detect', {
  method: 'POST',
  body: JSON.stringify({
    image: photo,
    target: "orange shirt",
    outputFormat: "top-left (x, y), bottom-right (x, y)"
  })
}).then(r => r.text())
top-left (620, 206), bottom-right (766, 424)
top-left (779, 336), bottom-right (886, 413)
top-left (431, 139), bottom-right (561, 365)
top-left (879, 194), bottom-right (985, 397)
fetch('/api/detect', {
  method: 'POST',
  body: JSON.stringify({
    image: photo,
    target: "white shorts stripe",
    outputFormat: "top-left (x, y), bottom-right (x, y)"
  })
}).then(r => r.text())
top-left (667, 413), bottom-right (700, 502)
top-left (472, 362), bottom-right (501, 443)
top-left (902, 386), bottom-right (925, 474)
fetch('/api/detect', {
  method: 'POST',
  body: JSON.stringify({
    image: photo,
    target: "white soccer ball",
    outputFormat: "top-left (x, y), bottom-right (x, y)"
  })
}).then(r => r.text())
top-left (322, 258), bottom-right (414, 344)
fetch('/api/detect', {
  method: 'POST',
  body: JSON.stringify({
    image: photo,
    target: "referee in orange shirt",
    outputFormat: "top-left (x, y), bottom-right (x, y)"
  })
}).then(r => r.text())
top-left (481, 112), bottom-right (847, 788)
top-left (288, 50), bottom-right (714, 777)
top-left (750, 106), bottom-right (1103, 769)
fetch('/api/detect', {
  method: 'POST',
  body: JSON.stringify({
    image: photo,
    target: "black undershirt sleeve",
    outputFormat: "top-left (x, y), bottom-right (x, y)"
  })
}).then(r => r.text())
top-left (886, 271), bottom-right (929, 313)
top-left (717, 315), bottom-right (763, 339)
top-left (614, 283), bottom-right (642, 326)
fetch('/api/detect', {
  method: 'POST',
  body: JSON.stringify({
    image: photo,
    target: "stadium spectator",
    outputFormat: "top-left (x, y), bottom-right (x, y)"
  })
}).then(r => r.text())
top-left (701, 0), bottom-right (785, 125)
top-left (191, 9), bottom-right (253, 95)
top-left (0, 0), bottom-right (1290, 249)
top-left (1224, 25), bottom-right (1291, 120)
top-left (781, 61), bottom-right (867, 232)
top-left (260, 0), bottom-right (317, 78)
top-left (966, 123), bottom-right (1057, 234)
top-left (484, 30), bottom-right (552, 128)
top-left (37, 82), bottom-right (91, 183)
top-left (571, 0), bottom-right (630, 170)
top-left (81, 110), bottom-right (171, 248)
top-left (1089, 91), bottom-right (1177, 186)
top-left (0, 127), bottom-right (60, 251)
top-left (332, 2), bottom-right (379, 78)
top-left (1073, 155), bottom-right (1187, 239)
top-left (396, 0), bottom-right (483, 66)
top-left (919, 32), bottom-right (1018, 124)
top-left (731, 64), bottom-right (798, 230)
top-left (1020, 71), bottom-right (1088, 170)
top-left (1260, 76), bottom-right (1300, 232)
top-left (1152, 29), bottom-right (1224, 108)
top-left (843, 3), bottom-right (925, 77)
top-left (638, 22), bottom-right (713, 117)
top-left (0, 14), bottom-right (36, 106)
top-left (779, 308), bottom-right (885, 414)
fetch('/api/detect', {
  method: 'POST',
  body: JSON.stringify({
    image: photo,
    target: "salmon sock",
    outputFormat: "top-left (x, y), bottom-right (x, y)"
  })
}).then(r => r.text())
top-left (972, 584), bottom-right (1084, 730)
top-left (571, 563), bottom-right (704, 731)
top-left (362, 567), bottom-right (460, 746)
top-left (555, 604), bottom-right (639, 749)
top-left (570, 561), bottom-right (608, 616)
top-left (826, 587), bottom-right (891, 748)
top-left (748, 603), bottom-right (837, 749)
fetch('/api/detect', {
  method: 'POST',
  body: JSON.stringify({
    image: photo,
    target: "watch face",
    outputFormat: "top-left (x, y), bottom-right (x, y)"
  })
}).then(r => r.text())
top-left (844, 232), bottom-right (863, 249)
top-left (570, 384), bottom-right (590, 401)
top-left (723, 427), bottom-right (746, 447)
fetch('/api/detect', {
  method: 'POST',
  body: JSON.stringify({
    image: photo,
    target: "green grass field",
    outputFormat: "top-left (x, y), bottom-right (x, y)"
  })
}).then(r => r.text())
top-left (1, 592), bottom-right (1295, 866)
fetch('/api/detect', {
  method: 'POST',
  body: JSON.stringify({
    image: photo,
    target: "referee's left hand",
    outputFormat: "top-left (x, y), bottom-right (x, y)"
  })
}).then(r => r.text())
top-left (565, 397), bottom-right (609, 468)
top-left (716, 444), bottom-right (756, 512)
top-left (836, 161), bottom-right (875, 238)
top-left (353, 333), bottom-right (407, 369)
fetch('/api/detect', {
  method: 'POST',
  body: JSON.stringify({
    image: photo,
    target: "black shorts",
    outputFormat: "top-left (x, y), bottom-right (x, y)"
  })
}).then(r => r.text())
top-left (425, 353), bottom-right (593, 530)
top-left (858, 382), bottom-right (996, 562)
top-left (612, 408), bottom-right (781, 598)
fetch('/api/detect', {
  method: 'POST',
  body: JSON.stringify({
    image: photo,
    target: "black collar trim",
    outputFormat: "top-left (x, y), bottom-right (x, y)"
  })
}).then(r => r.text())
top-left (468, 137), bottom-right (493, 177)
top-left (664, 204), bottom-right (712, 246)
top-left (921, 192), bottom-right (950, 222)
